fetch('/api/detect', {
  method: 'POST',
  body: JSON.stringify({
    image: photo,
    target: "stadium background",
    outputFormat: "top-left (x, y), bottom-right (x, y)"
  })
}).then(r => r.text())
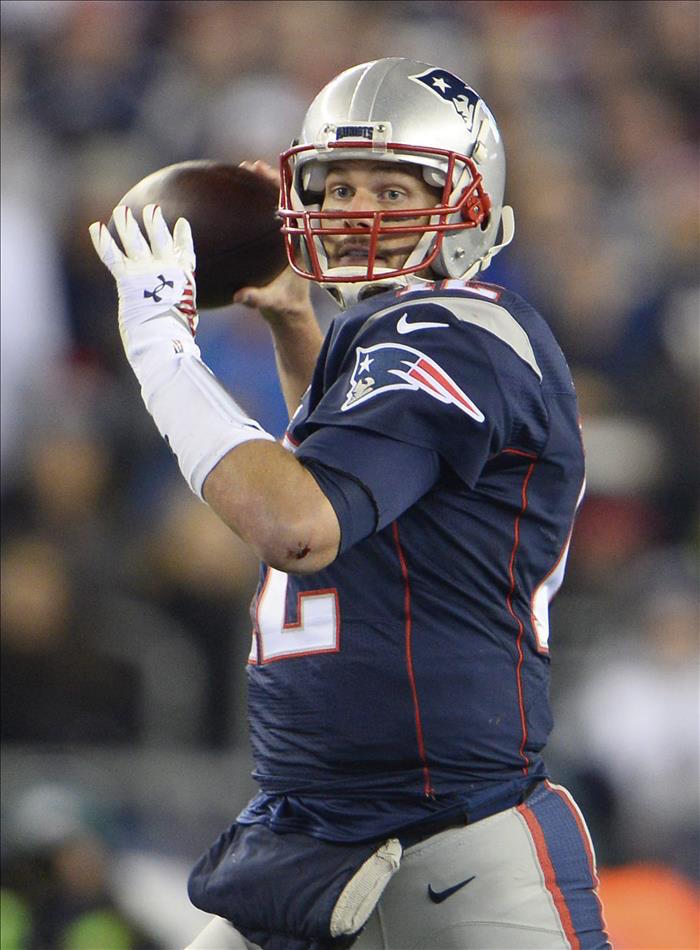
top-left (1, 1), bottom-right (698, 946)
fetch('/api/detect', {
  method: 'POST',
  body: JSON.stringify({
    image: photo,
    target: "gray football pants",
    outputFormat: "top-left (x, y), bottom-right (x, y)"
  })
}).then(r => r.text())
top-left (186, 781), bottom-right (610, 949)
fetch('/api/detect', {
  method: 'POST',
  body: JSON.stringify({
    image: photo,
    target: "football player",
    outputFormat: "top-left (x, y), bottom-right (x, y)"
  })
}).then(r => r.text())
top-left (91, 59), bottom-right (610, 949)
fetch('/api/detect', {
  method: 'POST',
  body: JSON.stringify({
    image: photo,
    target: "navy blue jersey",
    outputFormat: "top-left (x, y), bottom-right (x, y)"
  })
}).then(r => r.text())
top-left (240, 280), bottom-right (585, 842)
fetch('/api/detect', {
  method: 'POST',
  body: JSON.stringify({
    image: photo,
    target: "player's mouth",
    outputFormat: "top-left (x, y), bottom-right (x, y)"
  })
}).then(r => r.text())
top-left (333, 243), bottom-right (380, 266)
top-left (329, 237), bottom-right (420, 269)
top-left (330, 241), bottom-right (398, 268)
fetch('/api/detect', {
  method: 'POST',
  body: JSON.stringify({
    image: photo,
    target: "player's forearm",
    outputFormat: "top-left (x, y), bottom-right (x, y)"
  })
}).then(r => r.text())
top-left (269, 315), bottom-right (323, 414)
top-left (234, 266), bottom-right (321, 415)
top-left (127, 330), bottom-right (336, 573)
top-left (202, 439), bottom-right (340, 573)
top-left (128, 333), bottom-right (337, 572)
top-left (89, 208), bottom-right (339, 572)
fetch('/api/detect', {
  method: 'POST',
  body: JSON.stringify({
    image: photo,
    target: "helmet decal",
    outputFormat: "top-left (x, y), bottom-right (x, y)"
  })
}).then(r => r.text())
top-left (408, 68), bottom-right (480, 131)
top-left (334, 125), bottom-right (376, 140)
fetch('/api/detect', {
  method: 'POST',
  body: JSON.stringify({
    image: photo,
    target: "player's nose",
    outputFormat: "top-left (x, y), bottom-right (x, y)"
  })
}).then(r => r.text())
top-left (344, 190), bottom-right (377, 228)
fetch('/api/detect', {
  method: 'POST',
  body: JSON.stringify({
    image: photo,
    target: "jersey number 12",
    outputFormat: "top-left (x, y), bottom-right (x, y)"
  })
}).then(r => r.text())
top-left (249, 567), bottom-right (340, 663)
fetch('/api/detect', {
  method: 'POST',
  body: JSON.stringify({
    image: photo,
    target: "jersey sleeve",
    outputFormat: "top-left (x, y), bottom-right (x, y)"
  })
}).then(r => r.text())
top-left (299, 427), bottom-right (441, 546)
top-left (297, 298), bottom-right (545, 490)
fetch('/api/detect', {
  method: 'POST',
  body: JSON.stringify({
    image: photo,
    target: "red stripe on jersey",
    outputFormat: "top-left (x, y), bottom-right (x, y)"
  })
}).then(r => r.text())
top-left (406, 364), bottom-right (443, 396)
top-left (392, 521), bottom-right (433, 798)
top-left (517, 801), bottom-right (580, 949)
top-left (500, 446), bottom-right (537, 459)
top-left (414, 358), bottom-right (481, 415)
top-left (504, 454), bottom-right (537, 772)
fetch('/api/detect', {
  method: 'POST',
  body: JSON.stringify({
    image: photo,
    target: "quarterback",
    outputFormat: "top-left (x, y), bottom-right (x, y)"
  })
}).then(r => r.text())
top-left (91, 59), bottom-right (610, 949)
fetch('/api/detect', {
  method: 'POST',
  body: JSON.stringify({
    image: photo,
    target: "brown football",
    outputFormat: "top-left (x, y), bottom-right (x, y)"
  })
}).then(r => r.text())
top-left (108, 160), bottom-right (288, 309)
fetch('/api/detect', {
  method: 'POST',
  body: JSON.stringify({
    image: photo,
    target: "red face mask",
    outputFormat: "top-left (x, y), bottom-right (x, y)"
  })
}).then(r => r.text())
top-left (278, 141), bottom-right (492, 284)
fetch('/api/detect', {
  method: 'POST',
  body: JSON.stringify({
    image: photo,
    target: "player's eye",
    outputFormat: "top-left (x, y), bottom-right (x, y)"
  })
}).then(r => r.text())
top-left (379, 188), bottom-right (406, 201)
top-left (328, 184), bottom-right (353, 200)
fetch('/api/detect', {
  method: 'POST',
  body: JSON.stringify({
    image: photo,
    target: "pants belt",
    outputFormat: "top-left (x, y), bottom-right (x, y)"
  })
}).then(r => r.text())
top-left (398, 779), bottom-right (543, 849)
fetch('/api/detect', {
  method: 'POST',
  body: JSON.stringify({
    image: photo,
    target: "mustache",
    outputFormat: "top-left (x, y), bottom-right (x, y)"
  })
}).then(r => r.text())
top-left (331, 238), bottom-right (419, 257)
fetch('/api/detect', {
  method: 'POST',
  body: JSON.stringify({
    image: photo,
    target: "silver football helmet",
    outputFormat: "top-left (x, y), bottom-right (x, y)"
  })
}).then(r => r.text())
top-left (278, 58), bottom-right (514, 304)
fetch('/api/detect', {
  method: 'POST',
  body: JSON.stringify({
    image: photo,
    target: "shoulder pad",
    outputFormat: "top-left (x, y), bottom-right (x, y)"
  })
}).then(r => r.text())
top-left (355, 292), bottom-right (542, 381)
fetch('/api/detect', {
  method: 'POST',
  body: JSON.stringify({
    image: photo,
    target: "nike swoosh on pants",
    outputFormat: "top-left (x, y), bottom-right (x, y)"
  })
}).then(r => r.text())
top-left (427, 875), bottom-right (476, 903)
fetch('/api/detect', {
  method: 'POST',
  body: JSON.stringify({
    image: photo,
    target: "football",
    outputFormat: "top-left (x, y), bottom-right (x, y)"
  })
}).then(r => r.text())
top-left (108, 160), bottom-right (288, 309)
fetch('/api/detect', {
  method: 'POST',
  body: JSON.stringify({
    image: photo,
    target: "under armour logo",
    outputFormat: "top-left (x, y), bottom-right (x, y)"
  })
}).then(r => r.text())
top-left (144, 275), bottom-right (174, 302)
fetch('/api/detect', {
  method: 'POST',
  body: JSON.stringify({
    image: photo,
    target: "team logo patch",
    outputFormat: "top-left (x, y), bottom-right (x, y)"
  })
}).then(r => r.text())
top-left (408, 68), bottom-right (481, 131)
top-left (341, 342), bottom-right (485, 422)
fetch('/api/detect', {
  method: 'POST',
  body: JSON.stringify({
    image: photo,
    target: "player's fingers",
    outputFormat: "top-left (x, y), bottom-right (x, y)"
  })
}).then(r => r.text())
top-left (239, 159), bottom-right (281, 187)
top-left (234, 267), bottom-right (309, 319)
top-left (173, 216), bottom-right (196, 273)
top-left (142, 204), bottom-right (173, 258)
top-left (232, 285), bottom-right (264, 308)
top-left (88, 221), bottom-right (126, 274)
top-left (112, 205), bottom-right (151, 261)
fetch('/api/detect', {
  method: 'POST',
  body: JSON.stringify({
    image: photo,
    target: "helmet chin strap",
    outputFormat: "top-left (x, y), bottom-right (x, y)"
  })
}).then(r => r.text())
top-left (429, 203), bottom-right (515, 282)
top-left (470, 205), bottom-right (515, 275)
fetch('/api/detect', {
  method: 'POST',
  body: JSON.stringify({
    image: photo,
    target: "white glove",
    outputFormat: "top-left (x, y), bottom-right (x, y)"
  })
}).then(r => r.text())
top-left (89, 204), bottom-right (198, 372)
top-left (88, 204), bottom-right (275, 499)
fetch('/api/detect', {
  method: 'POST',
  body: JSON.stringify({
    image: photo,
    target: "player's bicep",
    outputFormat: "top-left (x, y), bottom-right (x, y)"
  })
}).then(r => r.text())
top-left (298, 426), bottom-right (441, 550)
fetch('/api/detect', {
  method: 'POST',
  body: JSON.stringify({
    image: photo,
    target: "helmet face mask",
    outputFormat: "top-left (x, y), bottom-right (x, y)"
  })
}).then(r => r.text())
top-left (278, 59), bottom-right (514, 301)
top-left (279, 140), bottom-right (492, 283)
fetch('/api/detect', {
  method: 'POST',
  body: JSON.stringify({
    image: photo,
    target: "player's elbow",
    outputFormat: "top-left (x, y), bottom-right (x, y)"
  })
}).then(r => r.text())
top-left (257, 515), bottom-right (339, 574)
top-left (256, 468), bottom-right (342, 573)
top-left (202, 441), bottom-right (341, 573)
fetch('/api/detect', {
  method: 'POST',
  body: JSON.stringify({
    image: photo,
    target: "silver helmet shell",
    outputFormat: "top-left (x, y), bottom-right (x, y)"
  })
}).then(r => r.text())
top-left (278, 58), bottom-right (514, 301)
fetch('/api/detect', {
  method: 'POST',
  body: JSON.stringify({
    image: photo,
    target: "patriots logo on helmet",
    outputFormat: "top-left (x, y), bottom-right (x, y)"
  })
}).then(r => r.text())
top-left (341, 342), bottom-right (485, 422)
top-left (408, 68), bottom-right (481, 131)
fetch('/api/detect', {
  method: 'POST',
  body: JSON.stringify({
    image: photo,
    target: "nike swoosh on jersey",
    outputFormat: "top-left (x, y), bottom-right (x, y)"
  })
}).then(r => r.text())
top-left (396, 312), bottom-right (449, 334)
top-left (427, 875), bottom-right (476, 904)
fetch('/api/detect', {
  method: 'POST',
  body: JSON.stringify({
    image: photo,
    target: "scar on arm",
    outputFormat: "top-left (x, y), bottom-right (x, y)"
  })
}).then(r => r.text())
top-left (287, 542), bottom-right (311, 561)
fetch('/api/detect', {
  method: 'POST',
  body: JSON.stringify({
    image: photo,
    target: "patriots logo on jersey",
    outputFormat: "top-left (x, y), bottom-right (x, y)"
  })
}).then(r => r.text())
top-left (341, 342), bottom-right (485, 422)
top-left (408, 68), bottom-right (481, 131)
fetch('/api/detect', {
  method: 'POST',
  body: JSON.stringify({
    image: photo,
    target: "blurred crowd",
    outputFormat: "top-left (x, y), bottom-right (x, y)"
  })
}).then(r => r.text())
top-left (1, 1), bottom-right (698, 947)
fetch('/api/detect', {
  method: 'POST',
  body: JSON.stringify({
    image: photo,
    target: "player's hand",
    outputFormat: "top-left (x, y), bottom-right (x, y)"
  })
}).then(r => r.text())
top-left (233, 264), bottom-right (313, 328)
top-left (238, 158), bottom-right (280, 188)
top-left (88, 205), bottom-right (199, 358)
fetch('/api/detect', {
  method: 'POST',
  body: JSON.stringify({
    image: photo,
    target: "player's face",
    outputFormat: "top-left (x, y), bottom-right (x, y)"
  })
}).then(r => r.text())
top-left (320, 161), bottom-right (442, 272)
